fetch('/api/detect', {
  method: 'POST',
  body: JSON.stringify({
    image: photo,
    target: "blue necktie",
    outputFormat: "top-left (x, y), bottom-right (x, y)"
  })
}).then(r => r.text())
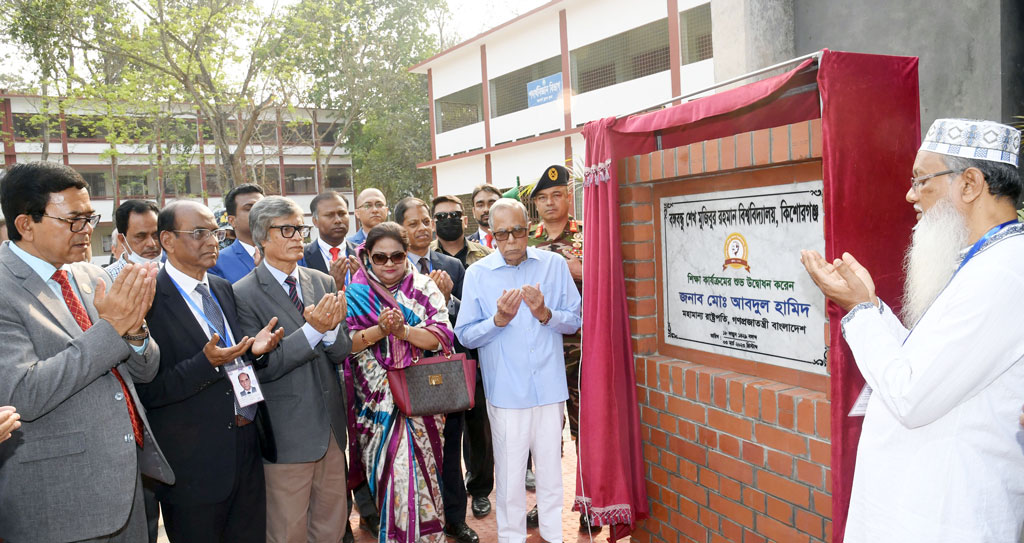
top-left (195, 284), bottom-right (256, 421)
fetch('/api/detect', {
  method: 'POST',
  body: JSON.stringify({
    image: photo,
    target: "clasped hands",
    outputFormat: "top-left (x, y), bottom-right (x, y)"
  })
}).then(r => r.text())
top-left (95, 262), bottom-right (158, 338)
top-left (328, 255), bottom-right (360, 290)
top-left (494, 283), bottom-right (550, 327)
top-left (304, 292), bottom-right (348, 334)
top-left (800, 250), bottom-right (878, 311)
top-left (376, 307), bottom-right (407, 337)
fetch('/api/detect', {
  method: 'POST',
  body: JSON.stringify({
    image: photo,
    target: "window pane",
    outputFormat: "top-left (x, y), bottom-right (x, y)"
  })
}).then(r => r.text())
top-left (489, 56), bottom-right (562, 118)
top-left (570, 18), bottom-right (670, 95)
top-left (434, 84), bottom-right (483, 133)
top-left (680, 3), bottom-right (714, 65)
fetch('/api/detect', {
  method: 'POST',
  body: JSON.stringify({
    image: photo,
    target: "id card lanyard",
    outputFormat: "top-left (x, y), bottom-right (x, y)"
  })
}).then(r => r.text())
top-left (168, 277), bottom-right (252, 373)
top-left (851, 219), bottom-right (1019, 416)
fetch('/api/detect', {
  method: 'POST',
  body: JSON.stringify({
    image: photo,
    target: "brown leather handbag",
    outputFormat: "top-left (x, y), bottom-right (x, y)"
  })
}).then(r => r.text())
top-left (388, 344), bottom-right (477, 417)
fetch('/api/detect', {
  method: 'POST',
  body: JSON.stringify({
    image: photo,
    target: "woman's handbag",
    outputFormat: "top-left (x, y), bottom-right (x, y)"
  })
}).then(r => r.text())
top-left (388, 347), bottom-right (477, 417)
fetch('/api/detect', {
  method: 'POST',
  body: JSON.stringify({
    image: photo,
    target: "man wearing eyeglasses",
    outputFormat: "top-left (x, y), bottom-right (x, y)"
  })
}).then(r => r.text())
top-left (137, 200), bottom-right (284, 543)
top-left (455, 198), bottom-right (582, 543)
top-left (105, 199), bottom-right (163, 280)
top-left (802, 119), bottom-right (1024, 543)
top-left (0, 161), bottom-right (175, 542)
top-left (233, 196), bottom-right (352, 543)
top-left (347, 188), bottom-right (388, 245)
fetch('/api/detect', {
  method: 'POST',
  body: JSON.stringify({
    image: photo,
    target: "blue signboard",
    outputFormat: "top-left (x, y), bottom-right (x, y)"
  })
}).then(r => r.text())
top-left (527, 73), bottom-right (562, 108)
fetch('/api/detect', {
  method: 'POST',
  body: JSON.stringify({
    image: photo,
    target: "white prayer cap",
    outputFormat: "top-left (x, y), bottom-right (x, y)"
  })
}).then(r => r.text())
top-left (920, 118), bottom-right (1021, 167)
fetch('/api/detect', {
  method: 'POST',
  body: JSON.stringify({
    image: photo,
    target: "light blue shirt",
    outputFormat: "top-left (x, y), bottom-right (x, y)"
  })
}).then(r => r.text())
top-left (407, 251), bottom-right (432, 273)
top-left (9, 241), bottom-right (148, 352)
top-left (347, 228), bottom-right (367, 245)
top-left (455, 247), bottom-right (581, 409)
top-left (264, 262), bottom-right (338, 348)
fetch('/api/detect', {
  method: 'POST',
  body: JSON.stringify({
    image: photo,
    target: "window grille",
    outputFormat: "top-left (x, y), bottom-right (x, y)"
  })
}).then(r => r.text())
top-left (680, 3), bottom-right (713, 65)
top-left (489, 56), bottom-right (562, 118)
top-left (435, 84), bottom-right (483, 134)
top-left (570, 18), bottom-right (671, 95)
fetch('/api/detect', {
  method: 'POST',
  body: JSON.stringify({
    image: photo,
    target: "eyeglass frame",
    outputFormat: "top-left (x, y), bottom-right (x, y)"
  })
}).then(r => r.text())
top-left (492, 226), bottom-right (529, 241)
top-left (268, 224), bottom-right (312, 239)
top-left (41, 214), bottom-right (101, 233)
top-left (910, 168), bottom-right (964, 192)
top-left (357, 202), bottom-right (387, 211)
top-left (172, 228), bottom-right (228, 242)
top-left (369, 251), bottom-right (407, 266)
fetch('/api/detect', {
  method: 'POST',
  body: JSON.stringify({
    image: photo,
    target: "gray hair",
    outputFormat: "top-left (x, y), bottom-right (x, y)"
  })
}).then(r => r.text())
top-left (488, 198), bottom-right (528, 229)
top-left (249, 195), bottom-right (304, 253)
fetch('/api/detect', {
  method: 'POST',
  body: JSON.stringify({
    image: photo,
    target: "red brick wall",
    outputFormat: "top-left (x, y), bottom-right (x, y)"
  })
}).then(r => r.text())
top-left (620, 120), bottom-right (833, 543)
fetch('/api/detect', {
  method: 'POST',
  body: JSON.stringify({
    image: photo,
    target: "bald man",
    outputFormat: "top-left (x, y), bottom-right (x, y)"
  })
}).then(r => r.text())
top-left (347, 189), bottom-right (388, 246)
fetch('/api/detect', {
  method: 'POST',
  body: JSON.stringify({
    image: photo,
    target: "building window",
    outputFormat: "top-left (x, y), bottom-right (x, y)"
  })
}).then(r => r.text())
top-left (65, 115), bottom-right (106, 141)
top-left (118, 172), bottom-right (152, 198)
top-left (283, 166), bottom-right (317, 194)
top-left (489, 56), bottom-right (562, 118)
top-left (326, 166), bottom-right (351, 190)
top-left (434, 84), bottom-right (483, 134)
top-left (163, 168), bottom-right (196, 196)
top-left (11, 113), bottom-right (47, 140)
top-left (680, 3), bottom-right (713, 65)
top-left (570, 18), bottom-right (671, 95)
top-left (78, 170), bottom-right (112, 198)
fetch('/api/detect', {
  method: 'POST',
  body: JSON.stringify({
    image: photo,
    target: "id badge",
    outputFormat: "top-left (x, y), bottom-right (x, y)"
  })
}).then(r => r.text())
top-left (848, 385), bottom-right (871, 417)
top-left (226, 361), bottom-right (264, 408)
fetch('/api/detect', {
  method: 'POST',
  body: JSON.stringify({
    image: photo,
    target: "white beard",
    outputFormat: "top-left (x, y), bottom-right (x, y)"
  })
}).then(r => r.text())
top-left (901, 197), bottom-right (969, 327)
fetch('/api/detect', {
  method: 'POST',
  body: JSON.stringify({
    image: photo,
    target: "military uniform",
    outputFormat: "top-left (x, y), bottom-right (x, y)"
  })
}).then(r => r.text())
top-left (528, 217), bottom-right (583, 438)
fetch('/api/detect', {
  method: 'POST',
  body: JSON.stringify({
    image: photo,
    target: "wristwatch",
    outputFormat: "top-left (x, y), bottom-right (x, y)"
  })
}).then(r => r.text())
top-left (122, 323), bottom-right (150, 341)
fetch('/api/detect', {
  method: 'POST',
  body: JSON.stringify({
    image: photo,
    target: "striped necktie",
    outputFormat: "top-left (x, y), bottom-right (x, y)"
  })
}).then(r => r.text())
top-left (284, 275), bottom-right (304, 314)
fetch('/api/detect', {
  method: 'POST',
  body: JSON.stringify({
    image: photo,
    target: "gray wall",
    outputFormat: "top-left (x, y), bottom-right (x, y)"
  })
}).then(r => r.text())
top-left (793, 0), bottom-right (1022, 133)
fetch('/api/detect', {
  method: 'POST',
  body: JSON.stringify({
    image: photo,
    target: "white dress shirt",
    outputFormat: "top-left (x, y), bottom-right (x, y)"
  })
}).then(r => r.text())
top-left (238, 240), bottom-right (257, 259)
top-left (165, 262), bottom-right (238, 372)
top-left (317, 238), bottom-right (346, 265)
top-left (264, 262), bottom-right (337, 348)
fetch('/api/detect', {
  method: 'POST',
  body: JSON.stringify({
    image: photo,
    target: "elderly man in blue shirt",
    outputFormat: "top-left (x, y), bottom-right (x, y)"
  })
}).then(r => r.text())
top-left (455, 198), bottom-right (582, 543)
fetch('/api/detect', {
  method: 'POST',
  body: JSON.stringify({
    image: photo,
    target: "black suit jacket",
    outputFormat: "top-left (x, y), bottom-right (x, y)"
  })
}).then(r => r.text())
top-left (302, 240), bottom-right (358, 274)
top-left (137, 269), bottom-right (272, 505)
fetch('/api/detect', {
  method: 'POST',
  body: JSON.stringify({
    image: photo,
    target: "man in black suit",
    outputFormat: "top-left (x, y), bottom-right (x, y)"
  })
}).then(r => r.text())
top-left (303, 191), bottom-right (359, 289)
top-left (394, 197), bottom-right (477, 543)
top-left (137, 201), bottom-right (284, 543)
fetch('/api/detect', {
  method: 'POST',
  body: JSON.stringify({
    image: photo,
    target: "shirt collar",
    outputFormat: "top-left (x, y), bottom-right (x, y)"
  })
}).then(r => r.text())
top-left (317, 237), bottom-right (345, 255)
top-left (164, 260), bottom-right (209, 294)
top-left (479, 246), bottom-right (540, 270)
top-left (238, 240), bottom-right (256, 257)
top-left (265, 260), bottom-right (298, 287)
top-left (9, 241), bottom-right (67, 283)
top-left (477, 227), bottom-right (490, 239)
top-left (407, 251), bottom-right (428, 266)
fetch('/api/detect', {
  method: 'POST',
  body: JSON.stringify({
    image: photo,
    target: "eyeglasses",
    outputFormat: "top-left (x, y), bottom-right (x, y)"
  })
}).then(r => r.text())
top-left (434, 211), bottom-right (463, 221)
top-left (492, 226), bottom-right (528, 241)
top-left (370, 251), bottom-right (407, 266)
top-left (358, 202), bottom-right (387, 211)
top-left (269, 224), bottom-right (312, 239)
top-left (43, 214), bottom-right (101, 233)
top-left (173, 228), bottom-right (228, 242)
top-left (910, 169), bottom-right (963, 192)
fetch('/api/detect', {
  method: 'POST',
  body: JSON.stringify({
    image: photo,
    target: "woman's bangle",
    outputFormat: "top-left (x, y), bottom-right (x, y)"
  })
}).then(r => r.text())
top-left (359, 329), bottom-right (371, 347)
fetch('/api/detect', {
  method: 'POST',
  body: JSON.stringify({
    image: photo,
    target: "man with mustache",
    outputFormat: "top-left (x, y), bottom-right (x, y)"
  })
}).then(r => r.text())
top-left (801, 119), bottom-right (1024, 543)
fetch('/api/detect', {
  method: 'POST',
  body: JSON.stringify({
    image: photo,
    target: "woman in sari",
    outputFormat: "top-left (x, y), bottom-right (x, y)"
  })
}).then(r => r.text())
top-left (344, 221), bottom-right (453, 543)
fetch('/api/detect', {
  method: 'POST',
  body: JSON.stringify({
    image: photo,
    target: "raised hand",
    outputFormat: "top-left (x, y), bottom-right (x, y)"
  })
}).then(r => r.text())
top-left (95, 262), bottom-right (159, 336)
top-left (329, 255), bottom-right (351, 290)
top-left (347, 255), bottom-right (360, 275)
top-left (0, 406), bottom-right (20, 443)
top-left (252, 316), bottom-right (285, 356)
top-left (494, 289), bottom-right (523, 327)
top-left (800, 250), bottom-right (877, 311)
top-left (203, 333), bottom-right (255, 367)
top-left (429, 270), bottom-right (454, 301)
top-left (521, 283), bottom-right (549, 321)
top-left (377, 307), bottom-right (405, 336)
top-left (304, 292), bottom-right (346, 333)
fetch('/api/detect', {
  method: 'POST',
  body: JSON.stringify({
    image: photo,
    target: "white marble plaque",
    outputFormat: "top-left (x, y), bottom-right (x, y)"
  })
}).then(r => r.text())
top-left (660, 181), bottom-right (828, 374)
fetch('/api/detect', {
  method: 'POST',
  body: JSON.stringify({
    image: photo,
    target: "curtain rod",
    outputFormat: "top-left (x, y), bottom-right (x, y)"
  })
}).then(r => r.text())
top-left (615, 49), bottom-right (825, 120)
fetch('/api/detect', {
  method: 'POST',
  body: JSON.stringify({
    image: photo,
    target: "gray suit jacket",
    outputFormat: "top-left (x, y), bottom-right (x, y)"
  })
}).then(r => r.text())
top-left (0, 242), bottom-right (174, 542)
top-left (234, 262), bottom-right (351, 464)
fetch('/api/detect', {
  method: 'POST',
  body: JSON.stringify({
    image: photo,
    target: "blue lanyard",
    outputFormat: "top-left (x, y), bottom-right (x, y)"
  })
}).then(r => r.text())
top-left (902, 219), bottom-right (1018, 345)
top-left (168, 276), bottom-right (234, 347)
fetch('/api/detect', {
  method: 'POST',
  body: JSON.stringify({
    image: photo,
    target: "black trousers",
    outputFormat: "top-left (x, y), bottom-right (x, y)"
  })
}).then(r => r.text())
top-left (441, 410), bottom-right (468, 526)
top-left (160, 424), bottom-right (266, 543)
top-left (463, 366), bottom-right (494, 499)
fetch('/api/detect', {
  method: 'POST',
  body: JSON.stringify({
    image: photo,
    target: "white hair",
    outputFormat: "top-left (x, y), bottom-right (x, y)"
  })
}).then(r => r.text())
top-left (488, 198), bottom-right (528, 229)
top-left (900, 196), bottom-right (969, 326)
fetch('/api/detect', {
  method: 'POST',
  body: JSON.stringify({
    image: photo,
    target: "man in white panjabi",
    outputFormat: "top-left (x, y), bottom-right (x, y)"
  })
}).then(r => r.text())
top-left (801, 118), bottom-right (1024, 543)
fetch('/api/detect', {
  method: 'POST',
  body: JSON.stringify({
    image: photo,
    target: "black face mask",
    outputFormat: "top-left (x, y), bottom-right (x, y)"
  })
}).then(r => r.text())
top-left (435, 218), bottom-right (465, 242)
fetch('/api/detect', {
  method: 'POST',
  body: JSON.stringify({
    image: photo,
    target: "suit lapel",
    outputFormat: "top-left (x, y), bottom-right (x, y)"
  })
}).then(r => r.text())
top-left (297, 266), bottom-right (320, 308)
top-left (0, 246), bottom-right (85, 337)
top-left (69, 263), bottom-right (101, 327)
top-left (255, 263), bottom-right (306, 329)
top-left (305, 244), bottom-right (328, 274)
top-left (157, 269), bottom-right (211, 347)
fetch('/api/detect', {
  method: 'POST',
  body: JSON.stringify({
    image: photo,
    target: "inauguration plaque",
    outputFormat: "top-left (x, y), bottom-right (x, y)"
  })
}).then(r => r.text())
top-left (660, 181), bottom-right (828, 374)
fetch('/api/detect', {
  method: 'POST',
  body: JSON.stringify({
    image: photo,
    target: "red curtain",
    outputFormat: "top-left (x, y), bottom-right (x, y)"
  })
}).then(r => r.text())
top-left (578, 50), bottom-right (919, 543)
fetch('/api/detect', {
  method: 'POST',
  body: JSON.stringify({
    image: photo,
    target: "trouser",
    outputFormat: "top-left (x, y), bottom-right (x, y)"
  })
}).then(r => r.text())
top-left (441, 410), bottom-right (468, 526)
top-left (75, 469), bottom-right (147, 543)
top-left (264, 434), bottom-right (348, 543)
top-left (463, 366), bottom-right (494, 498)
top-left (347, 481), bottom-right (378, 521)
top-left (162, 423), bottom-right (266, 542)
top-left (488, 401), bottom-right (564, 543)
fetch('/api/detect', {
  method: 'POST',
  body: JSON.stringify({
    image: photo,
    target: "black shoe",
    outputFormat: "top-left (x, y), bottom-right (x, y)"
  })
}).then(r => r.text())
top-left (444, 522), bottom-right (480, 543)
top-left (579, 513), bottom-right (602, 534)
top-left (471, 496), bottom-right (491, 518)
top-left (359, 514), bottom-right (380, 536)
top-left (343, 522), bottom-right (355, 543)
top-left (526, 505), bottom-right (539, 528)
top-left (525, 468), bottom-right (536, 491)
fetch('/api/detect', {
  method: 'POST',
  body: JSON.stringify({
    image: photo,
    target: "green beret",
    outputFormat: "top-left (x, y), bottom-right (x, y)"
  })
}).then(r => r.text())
top-left (529, 165), bottom-right (570, 199)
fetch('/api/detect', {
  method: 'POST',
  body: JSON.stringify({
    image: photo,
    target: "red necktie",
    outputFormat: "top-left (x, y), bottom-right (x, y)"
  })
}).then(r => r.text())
top-left (329, 247), bottom-right (341, 262)
top-left (485, 233), bottom-right (493, 248)
top-left (52, 270), bottom-right (144, 449)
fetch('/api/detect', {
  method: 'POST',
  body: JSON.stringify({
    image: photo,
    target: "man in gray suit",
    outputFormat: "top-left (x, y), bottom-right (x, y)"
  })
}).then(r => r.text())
top-left (0, 162), bottom-right (174, 542)
top-left (234, 195), bottom-right (352, 543)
